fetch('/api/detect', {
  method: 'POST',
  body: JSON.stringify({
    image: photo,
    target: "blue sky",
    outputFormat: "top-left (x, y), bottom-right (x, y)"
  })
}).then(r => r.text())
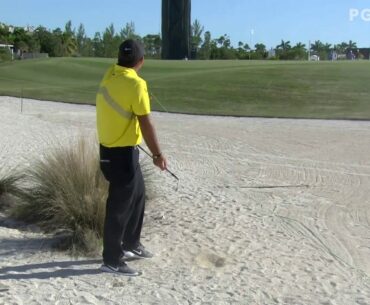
top-left (1, 0), bottom-right (370, 48)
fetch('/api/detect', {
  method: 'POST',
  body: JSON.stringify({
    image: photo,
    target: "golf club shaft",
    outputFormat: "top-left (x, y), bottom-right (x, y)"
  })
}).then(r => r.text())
top-left (138, 145), bottom-right (179, 181)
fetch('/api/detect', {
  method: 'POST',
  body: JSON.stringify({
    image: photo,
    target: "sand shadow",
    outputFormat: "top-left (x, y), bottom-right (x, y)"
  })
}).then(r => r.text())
top-left (0, 259), bottom-right (102, 280)
top-left (0, 236), bottom-right (62, 257)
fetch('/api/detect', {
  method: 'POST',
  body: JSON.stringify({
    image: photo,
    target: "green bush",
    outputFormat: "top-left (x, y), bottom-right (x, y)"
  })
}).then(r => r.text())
top-left (0, 48), bottom-right (12, 62)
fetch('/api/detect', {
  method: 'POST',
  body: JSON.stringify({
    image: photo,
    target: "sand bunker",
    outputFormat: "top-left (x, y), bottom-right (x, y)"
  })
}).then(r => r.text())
top-left (0, 96), bottom-right (369, 304)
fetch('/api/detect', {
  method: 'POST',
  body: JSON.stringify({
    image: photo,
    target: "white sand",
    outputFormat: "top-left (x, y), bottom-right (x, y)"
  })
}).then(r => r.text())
top-left (0, 96), bottom-right (369, 305)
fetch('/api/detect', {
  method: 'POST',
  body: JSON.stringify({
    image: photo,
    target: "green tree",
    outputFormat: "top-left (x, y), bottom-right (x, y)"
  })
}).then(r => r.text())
top-left (34, 26), bottom-right (65, 57)
top-left (348, 40), bottom-right (357, 50)
top-left (82, 37), bottom-right (94, 57)
top-left (76, 23), bottom-right (86, 56)
top-left (61, 31), bottom-right (77, 56)
top-left (337, 42), bottom-right (349, 54)
top-left (291, 42), bottom-right (307, 60)
top-left (26, 33), bottom-right (40, 53)
top-left (0, 25), bottom-right (10, 44)
top-left (253, 43), bottom-right (267, 59)
top-left (143, 34), bottom-right (161, 58)
top-left (103, 24), bottom-right (120, 58)
top-left (0, 48), bottom-right (12, 61)
top-left (218, 34), bottom-right (231, 48)
top-left (92, 32), bottom-right (104, 57)
top-left (12, 27), bottom-right (40, 55)
top-left (216, 35), bottom-right (225, 47)
top-left (51, 28), bottom-right (64, 56)
top-left (346, 40), bottom-right (358, 59)
top-left (310, 40), bottom-right (332, 60)
top-left (255, 43), bottom-right (266, 53)
top-left (61, 21), bottom-right (77, 56)
top-left (212, 35), bottom-right (235, 59)
top-left (12, 28), bottom-right (25, 48)
top-left (277, 40), bottom-right (291, 51)
top-left (236, 41), bottom-right (247, 59)
top-left (294, 42), bottom-right (306, 50)
top-left (64, 20), bottom-right (75, 37)
top-left (310, 40), bottom-right (324, 53)
top-left (198, 31), bottom-right (211, 59)
top-left (120, 22), bottom-right (140, 41)
top-left (323, 43), bottom-right (332, 52)
top-left (209, 39), bottom-right (218, 59)
top-left (276, 40), bottom-right (292, 59)
top-left (16, 40), bottom-right (28, 53)
top-left (243, 43), bottom-right (250, 51)
top-left (191, 19), bottom-right (204, 58)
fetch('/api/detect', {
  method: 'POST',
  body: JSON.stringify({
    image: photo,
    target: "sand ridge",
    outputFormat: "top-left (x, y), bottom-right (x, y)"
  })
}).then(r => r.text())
top-left (0, 96), bottom-right (369, 305)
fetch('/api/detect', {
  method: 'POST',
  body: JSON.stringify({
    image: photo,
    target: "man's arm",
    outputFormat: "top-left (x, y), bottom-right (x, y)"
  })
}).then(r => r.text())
top-left (137, 114), bottom-right (167, 171)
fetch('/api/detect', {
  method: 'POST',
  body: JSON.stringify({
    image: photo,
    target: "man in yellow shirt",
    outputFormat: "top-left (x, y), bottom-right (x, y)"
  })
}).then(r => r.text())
top-left (96, 39), bottom-right (167, 276)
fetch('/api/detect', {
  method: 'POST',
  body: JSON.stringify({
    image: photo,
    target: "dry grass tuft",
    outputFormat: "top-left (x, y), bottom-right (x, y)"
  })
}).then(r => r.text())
top-left (10, 137), bottom-right (107, 254)
top-left (0, 167), bottom-right (24, 211)
top-left (2, 136), bottom-right (155, 255)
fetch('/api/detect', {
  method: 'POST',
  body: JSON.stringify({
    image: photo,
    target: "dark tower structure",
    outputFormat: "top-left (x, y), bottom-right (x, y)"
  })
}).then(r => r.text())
top-left (162, 0), bottom-right (191, 59)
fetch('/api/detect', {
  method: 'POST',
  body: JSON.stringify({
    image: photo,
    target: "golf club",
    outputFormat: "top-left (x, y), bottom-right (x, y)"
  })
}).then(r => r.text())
top-left (138, 145), bottom-right (179, 182)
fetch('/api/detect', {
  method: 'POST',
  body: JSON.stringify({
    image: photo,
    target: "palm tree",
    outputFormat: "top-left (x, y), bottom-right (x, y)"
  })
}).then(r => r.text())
top-left (59, 20), bottom-right (77, 56)
top-left (61, 32), bottom-right (77, 56)
top-left (276, 40), bottom-right (292, 51)
top-left (292, 42), bottom-right (307, 60)
top-left (337, 42), bottom-right (349, 54)
top-left (276, 40), bottom-right (291, 59)
top-left (310, 40), bottom-right (324, 53)
top-left (293, 42), bottom-right (306, 51)
top-left (348, 40), bottom-right (357, 50)
top-left (277, 40), bottom-right (291, 51)
top-left (323, 43), bottom-right (332, 52)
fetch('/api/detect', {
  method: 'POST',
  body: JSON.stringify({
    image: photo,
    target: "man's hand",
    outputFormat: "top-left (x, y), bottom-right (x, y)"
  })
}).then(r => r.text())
top-left (137, 114), bottom-right (168, 171)
top-left (153, 154), bottom-right (167, 171)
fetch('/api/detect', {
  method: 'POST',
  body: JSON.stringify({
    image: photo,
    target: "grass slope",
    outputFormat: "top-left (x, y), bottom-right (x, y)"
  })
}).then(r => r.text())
top-left (0, 57), bottom-right (369, 119)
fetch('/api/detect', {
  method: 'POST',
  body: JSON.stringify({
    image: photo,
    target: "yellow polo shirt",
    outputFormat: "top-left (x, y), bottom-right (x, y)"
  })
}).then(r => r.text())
top-left (96, 65), bottom-right (150, 147)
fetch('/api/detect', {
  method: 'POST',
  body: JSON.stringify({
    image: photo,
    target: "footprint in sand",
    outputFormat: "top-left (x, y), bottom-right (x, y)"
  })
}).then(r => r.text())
top-left (195, 251), bottom-right (226, 269)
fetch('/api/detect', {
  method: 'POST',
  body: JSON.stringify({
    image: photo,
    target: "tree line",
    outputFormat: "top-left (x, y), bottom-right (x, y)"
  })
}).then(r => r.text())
top-left (191, 20), bottom-right (361, 60)
top-left (0, 20), bottom-right (156, 59)
top-left (0, 20), bottom-right (362, 61)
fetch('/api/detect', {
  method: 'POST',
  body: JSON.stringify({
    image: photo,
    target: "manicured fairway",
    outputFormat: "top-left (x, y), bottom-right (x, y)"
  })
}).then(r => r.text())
top-left (0, 58), bottom-right (369, 119)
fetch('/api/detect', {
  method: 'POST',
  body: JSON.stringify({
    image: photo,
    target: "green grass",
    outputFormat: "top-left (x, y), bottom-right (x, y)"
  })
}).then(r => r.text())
top-left (1, 57), bottom-right (370, 119)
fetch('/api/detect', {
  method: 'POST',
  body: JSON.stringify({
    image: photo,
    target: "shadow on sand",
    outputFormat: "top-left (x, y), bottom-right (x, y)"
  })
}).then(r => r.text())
top-left (0, 259), bottom-right (102, 280)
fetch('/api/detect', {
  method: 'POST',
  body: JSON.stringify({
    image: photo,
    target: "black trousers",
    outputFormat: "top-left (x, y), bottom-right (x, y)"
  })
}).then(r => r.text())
top-left (99, 145), bottom-right (145, 266)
